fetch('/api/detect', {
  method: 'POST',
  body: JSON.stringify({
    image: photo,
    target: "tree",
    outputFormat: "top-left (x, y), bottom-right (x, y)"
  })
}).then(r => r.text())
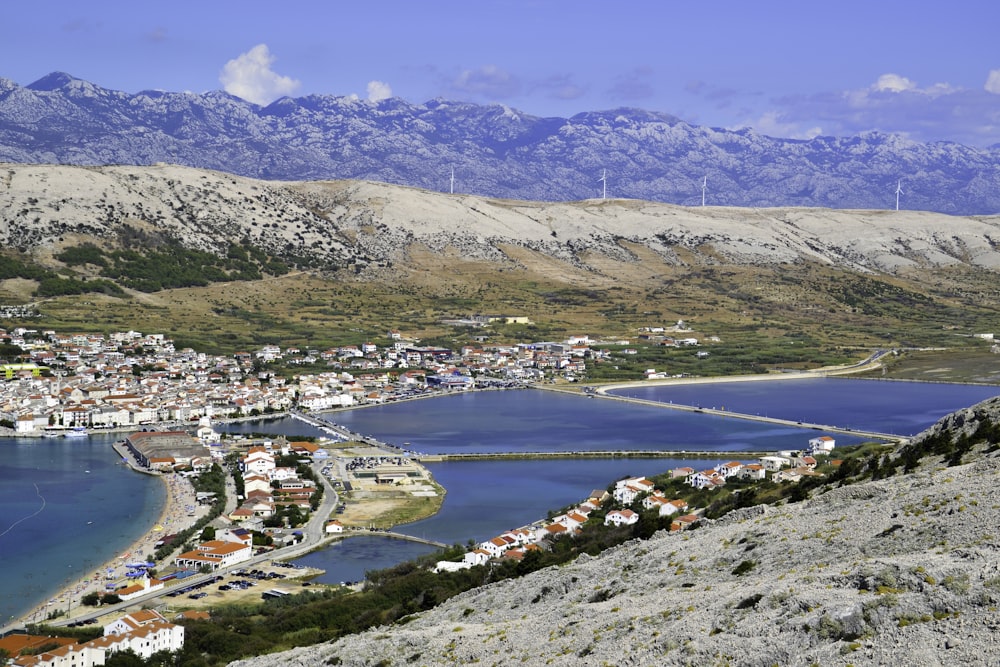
top-left (200, 526), bottom-right (216, 541)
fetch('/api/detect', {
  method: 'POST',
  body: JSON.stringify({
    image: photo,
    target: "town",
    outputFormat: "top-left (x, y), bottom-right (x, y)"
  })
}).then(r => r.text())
top-left (0, 326), bottom-right (668, 435)
top-left (1, 324), bottom-right (854, 667)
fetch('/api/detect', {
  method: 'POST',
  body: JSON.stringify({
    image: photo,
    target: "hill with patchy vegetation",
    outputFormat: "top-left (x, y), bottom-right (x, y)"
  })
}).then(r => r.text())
top-left (3, 162), bottom-right (1000, 360)
top-left (4, 163), bottom-right (1000, 279)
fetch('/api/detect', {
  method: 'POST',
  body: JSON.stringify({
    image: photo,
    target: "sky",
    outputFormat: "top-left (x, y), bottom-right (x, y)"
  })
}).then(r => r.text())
top-left (3, 1), bottom-right (1000, 147)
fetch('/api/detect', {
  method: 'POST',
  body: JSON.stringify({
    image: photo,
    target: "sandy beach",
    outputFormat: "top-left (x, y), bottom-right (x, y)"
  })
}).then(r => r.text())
top-left (17, 471), bottom-right (205, 626)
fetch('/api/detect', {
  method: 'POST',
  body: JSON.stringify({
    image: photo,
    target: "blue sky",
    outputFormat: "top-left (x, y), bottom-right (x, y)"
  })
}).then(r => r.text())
top-left (4, 1), bottom-right (1000, 146)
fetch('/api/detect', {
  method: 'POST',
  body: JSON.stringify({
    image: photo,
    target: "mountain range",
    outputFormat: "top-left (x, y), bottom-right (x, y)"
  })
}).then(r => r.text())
top-left (2, 72), bottom-right (999, 215)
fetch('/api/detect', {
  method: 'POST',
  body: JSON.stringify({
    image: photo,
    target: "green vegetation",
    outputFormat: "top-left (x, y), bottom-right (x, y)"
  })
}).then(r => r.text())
top-left (1, 252), bottom-right (124, 297)
top-left (97, 241), bottom-right (282, 292)
top-left (0, 254), bottom-right (50, 281)
top-left (5, 237), bottom-right (293, 299)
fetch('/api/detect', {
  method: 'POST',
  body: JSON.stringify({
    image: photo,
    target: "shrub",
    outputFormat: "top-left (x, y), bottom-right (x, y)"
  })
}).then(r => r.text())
top-left (736, 593), bottom-right (764, 610)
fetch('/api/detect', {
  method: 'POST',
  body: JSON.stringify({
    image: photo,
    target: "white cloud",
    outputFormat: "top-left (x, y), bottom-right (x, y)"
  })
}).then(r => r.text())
top-left (873, 73), bottom-right (916, 93)
top-left (367, 80), bottom-right (392, 102)
top-left (985, 69), bottom-right (1000, 94)
top-left (219, 44), bottom-right (300, 106)
top-left (869, 74), bottom-right (954, 97)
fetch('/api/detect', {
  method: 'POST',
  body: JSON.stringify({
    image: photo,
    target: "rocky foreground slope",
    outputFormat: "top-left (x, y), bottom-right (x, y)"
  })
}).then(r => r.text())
top-left (231, 398), bottom-right (1000, 667)
top-left (4, 163), bottom-right (1000, 280)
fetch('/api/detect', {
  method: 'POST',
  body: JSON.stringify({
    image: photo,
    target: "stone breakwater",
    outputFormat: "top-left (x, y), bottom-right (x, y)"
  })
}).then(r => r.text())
top-left (230, 451), bottom-right (1000, 667)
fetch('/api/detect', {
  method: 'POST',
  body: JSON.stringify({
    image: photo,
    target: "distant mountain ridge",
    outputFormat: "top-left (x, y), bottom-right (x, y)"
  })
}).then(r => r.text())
top-left (2, 72), bottom-right (999, 215)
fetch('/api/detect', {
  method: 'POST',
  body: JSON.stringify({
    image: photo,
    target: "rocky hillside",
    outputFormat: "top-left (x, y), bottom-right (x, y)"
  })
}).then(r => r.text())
top-left (3, 163), bottom-right (1000, 282)
top-left (2, 73), bottom-right (1000, 214)
top-left (230, 398), bottom-right (1000, 667)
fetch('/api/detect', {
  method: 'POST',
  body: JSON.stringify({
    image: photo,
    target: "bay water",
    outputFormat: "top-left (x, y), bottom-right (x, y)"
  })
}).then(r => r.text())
top-left (0, 434), bottom-right (165, 624)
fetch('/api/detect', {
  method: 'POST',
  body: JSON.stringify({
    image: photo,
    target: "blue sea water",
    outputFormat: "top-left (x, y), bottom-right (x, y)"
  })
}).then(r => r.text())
top-left (0, 434), bottom-right (164, 624)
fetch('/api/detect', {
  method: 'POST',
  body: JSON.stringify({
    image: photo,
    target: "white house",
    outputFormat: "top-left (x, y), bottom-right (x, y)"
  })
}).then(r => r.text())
top-left (103, 609), bottom-right (169, 636)
top-left (613, 476), bottom-right (654, 505)
top-left (243, 446), bottom-right (275, 476)
top-left (434, 560), bottom-right (473, 573)
top-left (173, 539), bottom-right (253, 571)
top-left (17, 611), bottom-right (185, 667)
top-left (325, 520), bottom-right (345, 534)
top-left (114, 575), bottom-right (165, 602)
top-left (462, 548), bottom-right (491, 566)
top-left (808, 436), bottom-right (836, 454)
top-left (604, 509), bottom-right (639, 527)
top-left (716, 461), bottom-right (744, 478)
top-left (690, 470), bottom-right (726, 490)
top-left (759, 455), bottom-right (791, 472)
top-left (479, 536), bottom-right (513, 558)
top-left (15, 413), bottom-right (36, 434)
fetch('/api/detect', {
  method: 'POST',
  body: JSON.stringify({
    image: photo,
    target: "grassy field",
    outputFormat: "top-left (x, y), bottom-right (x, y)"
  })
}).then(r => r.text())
top-left (858, 348), bottom-right (1000, 384)
top-left (4, 250), bottom-right (1000, 382)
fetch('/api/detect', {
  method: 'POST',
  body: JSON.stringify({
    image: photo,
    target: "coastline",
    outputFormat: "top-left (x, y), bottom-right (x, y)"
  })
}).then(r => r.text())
top-left (16, 467), bottom-right (202, 627)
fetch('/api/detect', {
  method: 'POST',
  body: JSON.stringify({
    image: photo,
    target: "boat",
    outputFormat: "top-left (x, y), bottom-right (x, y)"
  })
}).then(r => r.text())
top-left (64, 427), bottom-right (88, 438)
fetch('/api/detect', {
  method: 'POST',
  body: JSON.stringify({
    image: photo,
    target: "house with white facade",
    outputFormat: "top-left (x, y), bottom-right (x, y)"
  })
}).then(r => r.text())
top-left (690, 469), bottom-right (726, 490)
top-left (605, 509), bottom-right (639, 527)
top-left (10, 610), bottom-right (184, 667)
top-left (613, 476), bottom-right (655, 505)
top-left (716, 461), bottom-right (744, 478)
top-left (808, 435), bottom-right (836, 454)
top-left (243, 446), bottom-right (275, 477)
top-left (173, 539), bottom-right (252, 571)
top-left (114, 575), bottom-right (165, 602)
top-left (759, 455), bottom-right (791, 472)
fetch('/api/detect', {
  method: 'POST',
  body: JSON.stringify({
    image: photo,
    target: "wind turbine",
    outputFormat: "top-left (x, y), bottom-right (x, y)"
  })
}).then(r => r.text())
top-left (895, 180), bottom-right (903, 211)
top-left (599, 169), bottom-right (607, 200)
top-left (701, 175), bottom-right (708, 207)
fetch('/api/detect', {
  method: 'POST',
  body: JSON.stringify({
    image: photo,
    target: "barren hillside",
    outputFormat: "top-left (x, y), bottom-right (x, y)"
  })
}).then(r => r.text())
top-left (4, 163), bottom-right (1000, 281)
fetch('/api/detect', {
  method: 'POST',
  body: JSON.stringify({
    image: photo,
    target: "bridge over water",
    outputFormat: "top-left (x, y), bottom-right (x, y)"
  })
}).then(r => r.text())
top-left (335, 529), bottom-right (448, 549)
